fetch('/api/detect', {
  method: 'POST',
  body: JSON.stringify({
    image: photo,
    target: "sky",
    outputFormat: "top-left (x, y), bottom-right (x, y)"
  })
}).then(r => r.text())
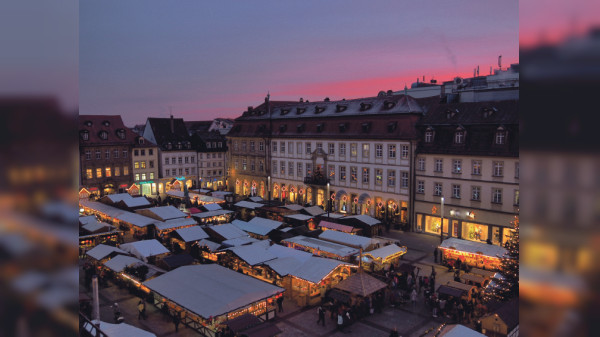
top-left (79, 0), bottom-right (519, 126)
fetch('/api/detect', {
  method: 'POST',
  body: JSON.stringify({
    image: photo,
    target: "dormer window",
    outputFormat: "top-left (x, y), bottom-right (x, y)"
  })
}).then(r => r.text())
top-left (99, 131), bottom-right (108, 140)
top-left (361, 122), bottom-right (371, 133)
top-left (454, 127), bottom-right (465, 144)
top-left (177, 142), bottom-right (182, 149)
top-left (495, 126), bottom-right (506, 145)
top-left (339, 123), bottom-right (347, 132)
top-left (360, 102), bottom-right (372, 111)
top-left (80, 130), bottom-right (89, 140)
top-left (336, 105), bottom-right (347, 113)
top-left (297, 123), bottom-right (305, 133)
top-left (315, 106), bottom-right (326, 114)
top-left (446, 108), bottom-right (459, 119)
top-left (281, 109), bottom-right (290, 116)
top-left (138, 137), bottom-right (144, 145)
top-left (316, 123), bottom-right (324, 133)
top-left (387, 122), bottom-right (397, 133)
top-left (166, 142), bottom-right (172, 150)
top-left (425, 128), bottom-right (434, 143)
top-left (383, 101), bottom-right (396, 110)
top-left (186, 141), bottom-right (191, 149)
top-left (102, 120), bottom-right (110, 127)
top-left (296, 107), bottom-right (306, 115)
top-left (279, 124), bottom-right (287, 133)
top-left (117, 129), bottom-right (126, 140)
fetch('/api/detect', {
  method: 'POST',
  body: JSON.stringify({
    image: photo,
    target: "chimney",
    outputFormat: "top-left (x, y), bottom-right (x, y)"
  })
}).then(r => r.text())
top-left (170, 114), bottom-right (174, 134)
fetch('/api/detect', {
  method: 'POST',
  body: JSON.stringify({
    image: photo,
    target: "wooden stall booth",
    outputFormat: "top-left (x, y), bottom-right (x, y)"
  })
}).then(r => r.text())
top-left (361, 244), bottom-right (407, 272)
top-left (280, 235), bottom-right (359, 262)
top-left (438, 238), bottom-right (508, 271)
top-left (444, 280), bottom-right (478, 300)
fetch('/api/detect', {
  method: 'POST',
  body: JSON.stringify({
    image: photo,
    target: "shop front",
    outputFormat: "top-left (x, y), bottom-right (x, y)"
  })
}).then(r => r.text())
top-left (438, 237), bottom-right (508, 271)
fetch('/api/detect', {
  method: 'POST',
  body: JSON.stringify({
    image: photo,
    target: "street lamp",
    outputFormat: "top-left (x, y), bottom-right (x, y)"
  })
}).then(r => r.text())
top-left (326, 182), bottom-right (330, 217)
top-left (440, 196), bottom-right (445, 243)
top-left (267, 175), bottom-right (271, 206)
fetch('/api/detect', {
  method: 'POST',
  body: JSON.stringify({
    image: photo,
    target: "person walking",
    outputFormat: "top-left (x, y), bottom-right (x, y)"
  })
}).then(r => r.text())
top-left (389, 327), bottom-right (400, 337)
top-left (277, 296), bottom-right (284, 313)
top-left (410, 288), bottom-right (418, 310)
top-left (433, 247), bottom-right (438, 263)
top-left (173, 312), bottom-right (180, 332)
top-left (337, 312), bottom-right (344, 332)
top-left (137, 300), bottom-right (146, 320)
top-left (317, 305), bottom-right (326, 326)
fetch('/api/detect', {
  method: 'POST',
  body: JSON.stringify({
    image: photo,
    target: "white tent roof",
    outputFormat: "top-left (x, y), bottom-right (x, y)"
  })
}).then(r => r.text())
top-left (203, 203), bottom-right (222, 211)
top-left (196, 239), bottom-right (222, 252)
top-left (234, 201), bottom-right (264, 209)
top-left (303, 205), bottom-right (325, 216)
top-left (103, 255), bottom-right (144, 272)
top-left (154, 217), bottom-right (197, 231)
top-left (227, 241), bottom-right (278, 265)
top-left (343, 214), bottom-right (381, 226)
top-left (282, 204), bottom-right (304, 211)
top-left (221, 236), bottom-right (259, 247)
top-left (103, 193), bottom-right (131, 203)
top-left (79, 215), bottom-right (97, 225)
top-left (231, 219), bottom-right (275, 236)
top-left (248, 217), bottom-right (283, 230)
top-left (104, 193), bottom-right (152, 207)
top-left (120, 240), bottom-right (169, 261)
top-left (208, 223), bottom-right (249, 240)
top-left (282, 235), bottom-right (359, 257)
top-left (86, 244), bottom-right (128, 261)
top-left (438, 324), bottom-right (486, 337)
top-left (439, 238), bottom-right (507, 258)
top-left (192, 209), bottom-right (233, 219)
top-left (83, 321), bottom-right (156, 337)
top-left (363, 244), bottom-right (407, 260)
top-left (81, 221), bottom-right (114, 233)
top-left (285, 214), bottom-right (313, 221)
top-left (318, 230), bottom-right (374, 249)
top-left (143, 264), bottom-right (284, 319)
top-left (175, 226), bottom-right (209, 242)
top-left (137, 206), bottom-right (187, 221)
top-left (80, 200), bottom-right (159, 227)
top-left (249, 196), bottom-right (264, 202)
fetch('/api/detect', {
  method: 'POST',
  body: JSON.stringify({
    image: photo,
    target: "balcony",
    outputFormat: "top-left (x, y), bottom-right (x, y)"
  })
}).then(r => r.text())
top-left (304, 174), bottom-right (330, 186)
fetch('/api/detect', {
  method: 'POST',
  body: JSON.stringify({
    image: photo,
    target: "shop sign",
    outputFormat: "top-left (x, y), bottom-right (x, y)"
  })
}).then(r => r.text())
top-left (175, 176), bottom-right (186, 181)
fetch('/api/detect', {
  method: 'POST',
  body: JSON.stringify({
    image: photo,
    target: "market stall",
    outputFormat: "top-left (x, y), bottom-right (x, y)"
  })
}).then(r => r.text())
top-left (85, 244), bottom-right (129, 264)
top-left (284, 213), bottom-right (315, 230)
top-left (79, 200), bottom-right (159, 239)
top-left (280, 235), bottom-right (359, 262)
top-left (119, 239), bottom-right (170, 263)
top-left (361, 244), bottom-right (407, 272)
top-left (191, 209), bottom-right (234, 224)
top-left (438, 238), bottom-right (508, 271)
top-left (233, 201), bottom-right (265, 221)
top-left (333, 271), bottom-right (387, 305)
top-left (170, 226), bottom-right (210, 252)
top-left (318, 230), bottom-right (375, 250)
top-left (444, 280), bottom-right (478, 300)
top-left (318, 220), bottom-right (361, 234)
top-left (153, 217), bottom-right (197, 239)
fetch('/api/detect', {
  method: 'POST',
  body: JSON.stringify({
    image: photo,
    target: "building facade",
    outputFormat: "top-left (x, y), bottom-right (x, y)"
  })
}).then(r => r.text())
top-left (413, 99), bottom-right (518, 246)
top-left (79, 115), bottom-right (136, 196)
top-left (195, 131), bottom-right (228, 190)
top-left (130, 135), bottom-right (160, 197)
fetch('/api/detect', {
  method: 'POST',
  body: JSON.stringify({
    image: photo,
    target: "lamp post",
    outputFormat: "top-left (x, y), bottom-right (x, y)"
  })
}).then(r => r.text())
top-left (440, 197), bottom-right (445, 243)
top-left (326, 182), bottom-right (330, 217)
top-left (267, 175), bottom-right (271, 207)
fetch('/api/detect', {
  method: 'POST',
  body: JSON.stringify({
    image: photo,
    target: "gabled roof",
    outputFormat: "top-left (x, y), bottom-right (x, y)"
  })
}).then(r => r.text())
top-left (363, 244), bottom-right (407, 260)
top-left (196, 239), bottom-right (222, 252)
top-left (319, 221), bottom-right (355, 233)
top-left (184, 121), bottom-right (212, 134)
top-left (232, 219), bottom-right (277, 236)
top-left (303, 205), bottom-right (325, 216)
top-left (318, 230), bottom-right (373, 249)
top-left (342, 215), bottom-right (381, 226)
top-left (334, 272), bottom-right (387, 297)
top-left (174, 226), bottom-right (209, 242)
top-left (282, 235), bottom-right (359, 257)
top-left (120, 240), bottom-right (169, 261)
top-left (146, 117), bottom-right (191, 147)
top-left (221, 236), bottom-right (259, 247)
top-left (203, 203), bottom-right (222, 211)
top-left (439, 238), bottom-right (507, 258)
top-left (136, 206), bottom-right (187, 221)
top-left (285, 214), bottom-right (314, 221)
top-left (86, 244), bottom-right (128, 261)
top-left (489, 298), bottom-right (519, 330)
top-left (207, 223), bottom-right (249, 240)
top-left (227, 241), bottom-right (277, 266)
top-left (80, 200), bottom-right (159, 228)
top-left (154, 218), bottom-right (197, 231)
top-left (79, 115), bottom-right (137, 146)
top-left (103, 255), bottom-right (144, 272)
top-left (234, 201), bottom-right (264, 209)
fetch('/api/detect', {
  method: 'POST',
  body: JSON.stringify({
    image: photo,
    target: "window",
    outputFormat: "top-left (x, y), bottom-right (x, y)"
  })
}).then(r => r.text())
top-left (242, 159), bottom-right (247, 170)
top-left (401, 171), bottom-right (409, 188)
top-left (328, 165), bottom-right (335, 180)
top-left (472, 186), bottom-right (481, 201)
top-left (149, 149), bottom-right (153, 155)
top-left (199, 153), bottom-right (203, 160)
top-left (297, 163), bottom-right (303, 177)
top-left (388, 145), bottom-right (396, 158)
top-left (135, 173), bottom-right (140, 181)
top-left (280, 142), bottom-right (285, 153)
top-left (218, 142), bottom-right (222, 148)
top-left (417, 158), bottom-right (425, 171)
top-left (142, 173), bottom-right (147, 180)
top-left (149, 172), bottom-right (154, 179)
top-left (86, 169), bottom-right (93, 179)
top-left (123, 166), bottom-right (128, 175)
top-left (217, 153), bottom-right (221, 159)
top-left (259, 161), bottom-right (264, 172)
top-left (289, 142), bottom-right (293, 154)
top-left (149, 160), bottom-right (154, 168)
top-left (96, 168), bottom-right (102, 178)
top-left (306, 142), bottom-right (312, 154)
top-left (178, 157), bottom-right (182, 164)
top-left (99, 131), bottom-right (108, 140)
top-left (85, 150), bottom-right (91, 160)
top-left (114, 167), bottom-right (120, 176)
top-left (340, 166), bottom-right (346, 181)
top-left (362, 168), bottom-right (370, 184)
top-left (95, 150), bottom-right (101, 159)
top-left (434, 183), bottom-right (442, 196)
top-left (185, 157), bottom-right (189, 164)
top-left (515, 162), bottom-right (520, 179)
top-left (375, 144), bottom-right (383, 158)
top-left (206, 143), bottom-right (211, 149)
top-left (339, 143), bottom-right (346, 156)
top-left (493, 161), bottom-right (504, 177)
top-left (134, 162), bottom-right (140, 169)
top-left (212, 153), bottom-right (216, 159)
top-left (141, 149), bottom-right (146, 156)
top-left (416, 180), bottom-right (424, 193)
top-left (472, 160), bottom-right (482, 175)
top-left (289, 162), bottom-right (294, 176)
top-left (388, 170), bottom-right (396, 187)
top-left (250, 141), bottom-right (255, 152)
top-left (134, 150), bottom-right (139, 156)
top-left (165, 157), bottom-right (169, 165)
top-left (316, 143), bottom-right (323, 151)
top-left (350, 143), bottom-right (357, 157)
top-left (514, 190), bottom-right (520, 206)
top-left (280, 161), bottom-right (285, 175)
top-left (492, 188), bottom-right (503, 204)
top-left (350, 167), bottom-right (357, 182)
top-left (328, 143), bottom-right (335, 155)
top-left (454, 131), bottom-right (465, 144)
top-left (425, 130), bottom-right (434, 143)
top-left (141, 161), bottom-right (146, 169)
top-left (234, 141), bottom-right (239, 151)
top-left (375, 169), bottom-right (382, 185)
top-left (306, 163), bottom-right (312, 176)
top-left (452, 184), bottom-right (461, 198)
top-left (113, 150), bottom-right (119, 158)
top-left (165, 169), bottom-right (170, 176)
top-left (400, 145), bottom-right (409, 159)
top-left (434, 158), bottom-right (443, 172)
top-left (178, 168), bottom-right (183, 175)
top-left (105, 150), bottom-right (110, 159)
top-left (452, 159), bottom-right (462, 174)
top-left (362, 144), bottom-right (370, 158)
top-left (81, 131), bottom-right (89, 140)
top-left (495, 130), bottom-right (506, 144)
top-left (250, 160), bottom-right (255, 171)
top-left (259, 141), bottom-right (264, 152)
top-left (122, 150), bottom-right (127, 158)
top-left (297, 142), bottom-right (302, 154)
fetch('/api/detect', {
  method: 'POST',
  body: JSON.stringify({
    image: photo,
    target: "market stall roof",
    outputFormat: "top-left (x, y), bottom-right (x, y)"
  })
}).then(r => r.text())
top-left (227, 242), bottom-right (278, 266)
top-left (303, 205), bottom-right (325, 216)
top-left (159, 254), bottom-right (194, 270)
top-left (86, 244), bottom-right (128, 261)
top-left (487, 298), bottom-right (519, 331)
top-left (318, 230), bottom-right (374, 249)
top-left (120, 240), bottom-right (170, 261)
top-left (80, 200), bottom-right (159, 227)
top-left (292, 257), bottom-right (353, 284)
top-left (248, 217), bottom-right (283, 230)
top-left (188, 207), bottom-right (202, 214)
top-left (249, 196), bottom-right (264, 202)
top-left (437, 284), bottom-right (467, 298)
top-left (232, 219), bottom-right (276, 236)
top-left (363, 244), bottom-right (407, 261)
top-left (175, 226), bottom-right (209, 242)
top-left (102, 193), bottom-right (152, 208)
top-left (282, 235), bottom-right (359, 258)
top-left (79, 215), bottom-right (98, 225)
top-left (282, 204), bottom-right (304, 211)
top-left (334, 272), bottom-right (387, 297)
top-left (103, 254), bottom-right (144, 272)
top-left (342, 215), bottom-right (381, 226)
top-left (154, 218), bottom-right (197, 231)
top-left (221, 236), bottom-right (259, 247)
top-left (439, 238), bottom-right (507, 258)
top-left (319, 213), bottom-right (346, 219)
top-left (234, 201), bottom-right (264, 209)
top-left (319, 220), bottom-right (355, 233)
top-left (81, 220), bottom-right (114, 233)
top-left (192, 209), bottom-right (233, 219)
top-left (143, 264), bottom-right (284, 319)
top-left (284, 214), bottom-right (313, 221)
top-left (196, 239), bottom-right (222, 252)
top-left (208, 223), bottom-right (249, 240)
top-left (203, 203), bottom-right (222, 211)
top-left (195, 194), bottom-right (225, 204)
top-left (423, 324), bottom-right (486, 337)
top-left (136, 206), bottom-right (187, 221)
top-left (83, 321), bottom-right (156, 337)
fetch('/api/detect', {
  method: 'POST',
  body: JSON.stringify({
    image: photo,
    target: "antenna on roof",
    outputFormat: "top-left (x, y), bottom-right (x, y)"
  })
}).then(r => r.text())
top-left (498, 55), bottom-right (502, 70)
top-left (169, 106), bottom-right (173, 118)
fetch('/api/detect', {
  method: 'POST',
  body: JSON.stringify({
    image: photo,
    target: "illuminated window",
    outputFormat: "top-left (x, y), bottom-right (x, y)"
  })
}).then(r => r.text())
top-left (123, 166), bottom-right (129, 175)
top-left (328, 165), bottom-right (335, 180)
top-left (350, 167), bottom-right (357, 182)
top-left (350, 143), bottom-right (357, 157)
top-left (135, 173), bottom-right (140, 181)
top-left (86, 169), bottom-right (93, 179)
top-left (105, 167), bottom-right (111, 177)
top-left (96, 168), bottom-right (102, 178)
top-left (141, 161), bottom-right (146, 169)
top-left (452, 159), bottom-right (462, 174)
top-left (141, 173), bottom-right (147, 180)
top-left (375, 169), bottom-right (382, 185)
top-left (472, 160), bottom-right (482, 175)
top-left (362, 144), bottom-right (370, 158)
top-left (134, 162), bottom-right (139, 169)
top-left (362, 168), bottom-right (370, 184)
top-left (115, 167), bottom-right (120, 176)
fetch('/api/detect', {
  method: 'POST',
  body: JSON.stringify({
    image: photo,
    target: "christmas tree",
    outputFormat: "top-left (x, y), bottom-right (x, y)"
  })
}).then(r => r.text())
top-left (485, 216), bottom-right (519, 302)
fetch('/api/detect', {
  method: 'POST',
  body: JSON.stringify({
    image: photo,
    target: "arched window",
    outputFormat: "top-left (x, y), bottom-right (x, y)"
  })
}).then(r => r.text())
top-left (425, 127), bottom-right (434, 143)
top-left (80, 130), bottom-right (89, 140)
top-left (495, 126), bottom-right (506, 145)
top-left (454, 127), bottom-right (465, 144)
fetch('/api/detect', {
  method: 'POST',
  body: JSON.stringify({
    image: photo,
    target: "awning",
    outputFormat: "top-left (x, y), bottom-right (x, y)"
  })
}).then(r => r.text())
top-left (334, 190), bottom-right (348, 201)
top-left (437, 284), bottom-right (467, 298)
top-left (327, 288), bottom-right (352, 304)
top-left (358, 193), bottom-right (370, 204)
